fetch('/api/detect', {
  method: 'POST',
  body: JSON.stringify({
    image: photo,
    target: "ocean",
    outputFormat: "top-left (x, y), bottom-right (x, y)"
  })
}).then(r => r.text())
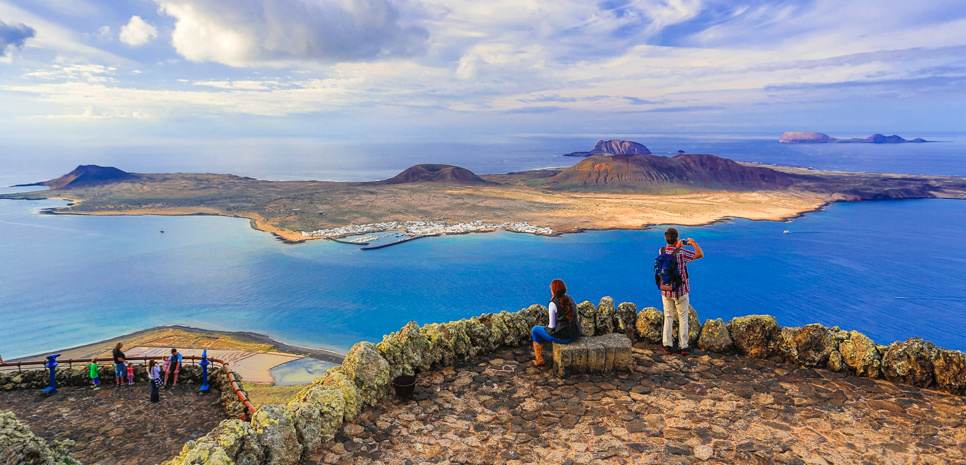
top-left (1, 134), bottom-right (964, 361)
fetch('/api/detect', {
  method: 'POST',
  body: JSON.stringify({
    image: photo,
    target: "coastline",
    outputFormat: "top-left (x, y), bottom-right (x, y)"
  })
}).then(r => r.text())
top-left (22, 190), bottom-right (833, 245)
top-left (8, 324), bottom-right (345, 365)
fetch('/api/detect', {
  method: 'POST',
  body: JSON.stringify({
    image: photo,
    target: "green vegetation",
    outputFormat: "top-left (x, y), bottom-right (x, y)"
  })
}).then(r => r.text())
top-left (242, 382), bottom-right (310, 407)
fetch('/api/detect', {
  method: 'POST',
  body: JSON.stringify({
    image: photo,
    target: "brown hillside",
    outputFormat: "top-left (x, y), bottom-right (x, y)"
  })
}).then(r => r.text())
top-left (546, 154), bottom-right (794, 192)
top-left (42, 165), bottom-right (138, 189)
top-left (379, 164), bottom-right (494, 185)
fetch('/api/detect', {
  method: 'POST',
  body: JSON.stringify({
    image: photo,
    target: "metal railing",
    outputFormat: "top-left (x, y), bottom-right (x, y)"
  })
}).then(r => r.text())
top-left (0, 355), bottom-right (256, 419)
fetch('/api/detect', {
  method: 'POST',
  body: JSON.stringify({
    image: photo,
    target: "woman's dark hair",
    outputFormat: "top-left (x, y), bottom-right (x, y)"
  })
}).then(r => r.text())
top-left (551, 279), bottom-right (575, 323)
top-left (149, 360), bottom-right (156, 369)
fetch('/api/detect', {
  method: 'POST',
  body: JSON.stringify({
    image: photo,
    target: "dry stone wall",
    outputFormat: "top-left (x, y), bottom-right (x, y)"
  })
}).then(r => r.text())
top-left (52, 299), bottom-right (962, 465)
top-left (0, 410), bottom-right (81, 465)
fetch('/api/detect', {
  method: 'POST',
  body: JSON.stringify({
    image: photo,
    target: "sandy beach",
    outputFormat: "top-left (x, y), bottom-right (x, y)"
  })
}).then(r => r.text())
top-left (5, 326), bottom-right (344, 384)
top-left (38, 189), bottom-right (833, 244)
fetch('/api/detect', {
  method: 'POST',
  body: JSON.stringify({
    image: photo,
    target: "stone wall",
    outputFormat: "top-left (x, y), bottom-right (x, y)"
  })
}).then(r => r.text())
top-left (11, 298), bottom-right (953, 465)
top-left (0, 410), bottom-right (81, 465)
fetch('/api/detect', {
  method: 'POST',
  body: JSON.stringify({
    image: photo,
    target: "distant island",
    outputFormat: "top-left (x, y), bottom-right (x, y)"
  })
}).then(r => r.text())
top-left (779, 132), bottom-right (928, 144)
top-left (3, 146), bottom-right (966, 243)
top-left (563, 139), bottom-right (651, 156)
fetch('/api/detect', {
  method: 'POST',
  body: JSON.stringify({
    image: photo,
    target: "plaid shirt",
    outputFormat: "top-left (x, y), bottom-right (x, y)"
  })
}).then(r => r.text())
top-left (659, 245), bottom-right (695, 298)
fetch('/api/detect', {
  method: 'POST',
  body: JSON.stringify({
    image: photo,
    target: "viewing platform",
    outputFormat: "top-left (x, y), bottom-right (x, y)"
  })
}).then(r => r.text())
top-left (2, 302), bottom-right (965, 464)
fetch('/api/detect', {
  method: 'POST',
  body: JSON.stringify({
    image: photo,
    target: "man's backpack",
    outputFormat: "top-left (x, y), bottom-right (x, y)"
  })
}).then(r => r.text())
top-left (654, 247), bottom-right (683, 292)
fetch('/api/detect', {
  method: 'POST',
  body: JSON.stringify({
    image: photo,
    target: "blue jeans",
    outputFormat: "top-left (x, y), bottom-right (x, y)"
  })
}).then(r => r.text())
top-left (115, 363), bottom-right (125, 378)
top-left (532, 326), bottom-right (575, 344)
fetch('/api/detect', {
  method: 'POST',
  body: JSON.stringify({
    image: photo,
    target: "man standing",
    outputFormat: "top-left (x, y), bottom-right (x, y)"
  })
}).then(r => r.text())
top-left (659, 227), bottom-right (704, 355)
top-left (112, 342), bottom-right (127, 386)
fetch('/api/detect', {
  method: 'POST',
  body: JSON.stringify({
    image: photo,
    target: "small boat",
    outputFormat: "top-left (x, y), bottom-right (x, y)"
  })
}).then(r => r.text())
top-left (161, 230), bottom-right (165, 233)
top-left (782, 230), bottom-right (789, 234)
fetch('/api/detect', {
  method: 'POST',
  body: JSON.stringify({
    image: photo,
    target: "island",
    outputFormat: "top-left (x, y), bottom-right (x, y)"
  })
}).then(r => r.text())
top-left (563, 139), bottom-right (651, 156)
top-left (779, 132), bottom-right (928, 143)
top-left (3, 151), bottom-right (965, 244)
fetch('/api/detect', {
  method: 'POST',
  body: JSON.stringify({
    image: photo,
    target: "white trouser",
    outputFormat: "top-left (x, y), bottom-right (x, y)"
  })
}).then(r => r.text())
top-left (662, 293), bottom-right (690, 349)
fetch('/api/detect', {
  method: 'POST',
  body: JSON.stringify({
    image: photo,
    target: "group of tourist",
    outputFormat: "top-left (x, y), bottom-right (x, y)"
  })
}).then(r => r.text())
top-left (531, 227), bottom-right (704, 365)
top-left (86, 342), bottom-right (183, 402)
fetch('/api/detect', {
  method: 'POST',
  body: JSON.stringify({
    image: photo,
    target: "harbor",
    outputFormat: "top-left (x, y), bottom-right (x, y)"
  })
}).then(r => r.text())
top-left (303, 220), bottom-right (556, 249)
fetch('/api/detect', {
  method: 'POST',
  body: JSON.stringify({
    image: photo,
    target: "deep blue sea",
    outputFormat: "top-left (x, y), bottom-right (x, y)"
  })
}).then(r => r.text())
top-left (1, 134), bottom-right (964, 360)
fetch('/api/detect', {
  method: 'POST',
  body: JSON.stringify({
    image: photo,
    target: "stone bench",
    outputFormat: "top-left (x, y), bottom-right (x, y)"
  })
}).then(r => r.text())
top-left (552, 333), bottom-right (633, 377)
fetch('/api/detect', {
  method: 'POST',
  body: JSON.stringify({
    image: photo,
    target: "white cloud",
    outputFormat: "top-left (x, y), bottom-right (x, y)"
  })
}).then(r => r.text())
top-left (2, 0), bottom-right (966, 132)
top-left (192, 80), bottom-right (279, 90)
top-left (119, 16), bottom-right (157, 47)
top-left (95, 25), bottom-right (111, 41)
top-left (154, 0), bottom-right (428, 66)
top-left (30, 105), bottom-right (150, 120)
top-left (23, 63), bottom-right (117, 83)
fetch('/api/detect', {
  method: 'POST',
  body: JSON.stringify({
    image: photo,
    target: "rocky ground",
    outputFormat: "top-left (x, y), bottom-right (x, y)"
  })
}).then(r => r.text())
top-left (0, 383), bottom-right (225, 465)
top-left (302, 343), bottom-right (966, 465)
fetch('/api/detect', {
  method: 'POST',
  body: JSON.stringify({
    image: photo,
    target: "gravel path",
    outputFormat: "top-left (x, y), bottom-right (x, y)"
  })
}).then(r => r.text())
top-left (0, 383), bottom-right (225, 465)
top-left (302, 343), bottom-right (966, 465)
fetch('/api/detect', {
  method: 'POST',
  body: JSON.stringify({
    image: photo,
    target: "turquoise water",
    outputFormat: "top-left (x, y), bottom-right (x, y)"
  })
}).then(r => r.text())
top-left (1, 135), bottom-right (964, 359)
top-left (271, 358), bottom-right (339, 386)
top-left (0, 197), bottom-right (963, 359)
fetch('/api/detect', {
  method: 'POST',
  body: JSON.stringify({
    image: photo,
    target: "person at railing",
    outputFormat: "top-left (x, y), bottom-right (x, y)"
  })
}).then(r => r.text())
top-left (148, 360), bottom-right (161, 402)
top-left (88, 359), bottom-right (100, 390)
top-left (112, 342), bottom-right (127, 387)
top-left (164, 348), bottom-right (182, 387)
top-left (126, 362), bottom-right (135, 386)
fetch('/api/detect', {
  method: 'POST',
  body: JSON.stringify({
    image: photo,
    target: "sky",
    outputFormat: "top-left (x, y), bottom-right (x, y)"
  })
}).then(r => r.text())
top-left (1, 0), bottom-right (965, 146)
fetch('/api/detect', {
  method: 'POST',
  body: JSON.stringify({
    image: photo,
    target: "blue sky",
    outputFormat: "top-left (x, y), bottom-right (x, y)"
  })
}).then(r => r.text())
top-left (1, 0), bottom-right (965, 144)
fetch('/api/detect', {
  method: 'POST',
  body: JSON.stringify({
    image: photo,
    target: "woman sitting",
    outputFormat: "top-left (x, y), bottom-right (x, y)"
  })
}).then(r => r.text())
top-left (531, 279), bottom-right (581, 366)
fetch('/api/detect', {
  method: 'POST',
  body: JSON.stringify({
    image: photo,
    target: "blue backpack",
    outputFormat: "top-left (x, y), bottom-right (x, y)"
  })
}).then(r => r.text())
top-left (654, 247), bottom-right (683, 292)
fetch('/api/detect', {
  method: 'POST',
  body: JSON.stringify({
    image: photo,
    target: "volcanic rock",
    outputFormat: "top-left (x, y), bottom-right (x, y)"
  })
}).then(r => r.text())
top-left (728, 315), bottom-right (780, 359)
top-left (341, 341), bottom-right (391, 407)
top-left (778, 324), bottom-right (836, 367)
top-left (882, 337), bottom-right (938, 388)
top-left (595, 297), bottom-right (616, 335)
top-left (698, 318), bottom-right (734, 353)
top-left (838, 331), bottom-right (882, 378)
top-left (933, 348), bottom-right (966, 394)
top-left (563, 139), bottom-right (652, 157)
top-left (319, 369), bottom-right (362, 423)
top-left (577, 301), bottom-right (597, 337)
top-left (376, 321), bottom-right (428, 379)
top-left (251, 405), bottom-right (301, 465)
top-left (614, 302), bottom-right (638, 339)
top-left (635, 307), bottom-right (664, 344)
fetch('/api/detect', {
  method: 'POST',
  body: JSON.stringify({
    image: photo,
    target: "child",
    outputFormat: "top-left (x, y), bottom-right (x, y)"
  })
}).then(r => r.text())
top-left (88, 359), bottom-right (100, 390)
top-left (126, 362), bottom-right (135, 385)
top-left (148, 359), bottom-right (161, 403)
